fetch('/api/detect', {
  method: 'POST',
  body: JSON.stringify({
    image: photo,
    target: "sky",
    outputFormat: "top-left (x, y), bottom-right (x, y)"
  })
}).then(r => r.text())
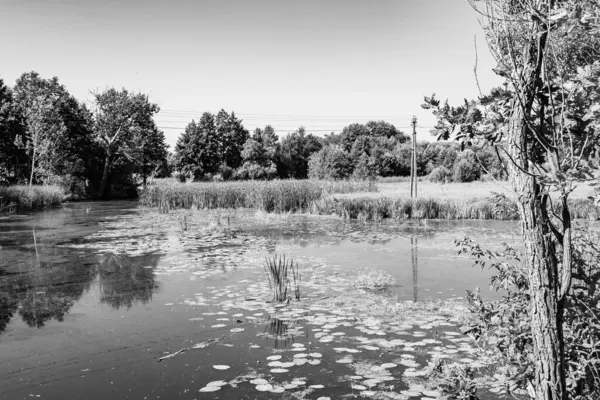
top-left (0, 0), bottom-right (501, 149)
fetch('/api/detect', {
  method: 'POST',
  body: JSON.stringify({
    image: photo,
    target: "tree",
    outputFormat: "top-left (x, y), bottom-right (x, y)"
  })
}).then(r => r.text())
top-left (365, 120), bottom-right (409, 143)
top-left (340, 123), bottom-right (371, 152)
top-left (278, 127), bottom-right (322, 179)
top-left (134, 125), bottom-right (170, 185)
top-left (13, 73), bottom-right (68, 185)
top-left (236, 137), bottom-right (277, 180)
top-left (0, 78), bottom-right (26, 184)
top-left (308, 145), bottom-right (353, 180)
top-left (215, 109), bottom-right (249, 170)
top-left (423, 2), bottom-right (600, 398)
top-left (174, 113), bottom-right (219, 180)
top-left (92, 88), bottom-right (159, 198)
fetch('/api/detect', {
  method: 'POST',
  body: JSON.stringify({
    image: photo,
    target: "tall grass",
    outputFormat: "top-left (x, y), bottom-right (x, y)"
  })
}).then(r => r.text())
top-left (310, 194), bottom-right (600, 221)
top-left (139, 178), bottom-right (377, 213)
top-left (263, 254), bottom-right (301, 302)
top-left (0, 185), bottom-right (64, 212)
top-left (139, 178), bottom-right (599, 221)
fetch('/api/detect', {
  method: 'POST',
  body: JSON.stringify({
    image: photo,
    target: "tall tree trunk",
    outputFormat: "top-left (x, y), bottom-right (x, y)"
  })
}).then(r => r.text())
top-left (508, 108), bottom-right (567, 400)
top-left (99, 150), bottom-right (112, 199)
top-left (29, 148), bottom-right (36, 186)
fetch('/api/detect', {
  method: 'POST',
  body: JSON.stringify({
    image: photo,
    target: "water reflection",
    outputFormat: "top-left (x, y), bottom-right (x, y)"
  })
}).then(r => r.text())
top-left (97, 253), bottom-right (160, 309)
top-left (261, 317), bottom-right (305, 349)
top-left (0, 230), bottom-right (162, 333)
top-left (411, 236), bottom-right (418, 302)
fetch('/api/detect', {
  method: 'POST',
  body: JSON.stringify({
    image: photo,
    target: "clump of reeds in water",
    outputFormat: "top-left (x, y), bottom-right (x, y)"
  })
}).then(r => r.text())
top-left (0, 185), bottom-right (64, 212)
top-left (353, 269), bottom-right (396, 290)
top-left (263, 254), bottom-right (301, 302)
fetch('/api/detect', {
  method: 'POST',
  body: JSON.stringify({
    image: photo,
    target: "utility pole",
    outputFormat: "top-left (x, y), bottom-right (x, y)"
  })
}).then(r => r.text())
top-left (410, 116), bottom-right (418, 198)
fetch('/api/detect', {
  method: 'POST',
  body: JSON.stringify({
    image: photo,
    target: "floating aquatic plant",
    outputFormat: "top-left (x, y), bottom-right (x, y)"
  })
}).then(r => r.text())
top-left (352, 269), bottom-right (396, 290)
top-left (263, 254), bottom-right (301, 302)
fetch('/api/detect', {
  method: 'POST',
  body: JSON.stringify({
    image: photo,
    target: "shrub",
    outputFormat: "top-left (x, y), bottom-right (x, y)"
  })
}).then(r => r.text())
top-left (235, 162), bottom-right (277, 180)
top-left (455, 231), bottom-right (600, 399)
top-left (352, 153), bottom-right (378, 181)
top-left (429, 166), bottom-right (452, 183)
top-left (308, 145), bottom-right (353, 180)
top-left (453, 159), bottom-right (481, 183)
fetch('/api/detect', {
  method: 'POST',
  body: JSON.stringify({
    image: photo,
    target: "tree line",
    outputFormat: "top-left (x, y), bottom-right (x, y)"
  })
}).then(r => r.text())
top-left (173, 115), bottom-right (506, 182)
top-left (0, 72), bottom-right (169, 198)
top-left (1, 72), bottom-right (506, 201)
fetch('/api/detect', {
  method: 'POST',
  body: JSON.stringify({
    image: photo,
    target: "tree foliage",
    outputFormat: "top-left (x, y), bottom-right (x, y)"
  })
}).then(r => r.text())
top-left (92, 88), bottom-right (161, 198)
top-left (423, 1), bottom-right (600, 399)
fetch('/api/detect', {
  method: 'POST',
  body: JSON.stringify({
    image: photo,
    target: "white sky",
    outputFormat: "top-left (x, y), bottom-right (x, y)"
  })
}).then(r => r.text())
top-left (0, 0), bottom-right (502, 149)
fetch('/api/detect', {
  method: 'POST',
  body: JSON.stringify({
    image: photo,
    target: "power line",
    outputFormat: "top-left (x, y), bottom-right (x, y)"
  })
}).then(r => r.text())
top-left (159, 109), bottom-right (415, 119)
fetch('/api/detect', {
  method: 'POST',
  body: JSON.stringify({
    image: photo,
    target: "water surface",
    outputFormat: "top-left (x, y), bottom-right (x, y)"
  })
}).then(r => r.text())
top-left (0, 202), bottom-right (521, 399)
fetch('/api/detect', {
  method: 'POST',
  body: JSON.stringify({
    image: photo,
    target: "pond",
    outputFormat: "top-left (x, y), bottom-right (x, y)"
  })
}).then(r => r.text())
top-left (0, 201), bottom-right (522, 399)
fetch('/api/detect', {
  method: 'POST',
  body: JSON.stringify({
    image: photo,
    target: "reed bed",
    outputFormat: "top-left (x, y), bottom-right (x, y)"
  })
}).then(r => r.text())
top-left (139, 178), bottom-right (377, 213)
top-left (310, 195), bottom-right (600, 221)
top-left (263, 254), bottom-right (301, 302)
top-left (139, 178), bottom-right (599, 221)
top-left (0, 185), bottom-right (64, 212)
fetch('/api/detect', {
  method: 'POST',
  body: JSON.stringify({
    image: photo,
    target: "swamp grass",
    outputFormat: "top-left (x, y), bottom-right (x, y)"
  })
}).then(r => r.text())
top-left (139, 178), bottom-right (377, 213)
top-left (263, 254), bottom-right (301, 302)
top-left (311, 195), bottom-right (600, 221)
top-left (139, 178), bottom-right (600, 221)
top-left (0, 185), bottom-right (64, 212)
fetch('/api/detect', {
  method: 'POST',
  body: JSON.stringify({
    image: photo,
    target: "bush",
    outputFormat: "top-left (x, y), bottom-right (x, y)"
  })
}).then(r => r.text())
top-left (235, 162), bottom-right (277, 180)
top-left (352, 154), bottom-right (377, 180)
top-left (456, 231), bottom-right (600, 399)
top-left (308, 145), bottom-right (353, 180)
top-left (453, 159), bottom-right (481, 183)
top-left (429, 166), bottom-right (452, 183)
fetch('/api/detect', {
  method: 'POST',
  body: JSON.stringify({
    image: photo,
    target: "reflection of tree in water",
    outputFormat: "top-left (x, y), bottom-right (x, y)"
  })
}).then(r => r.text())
top-left (96, 253), bottom-right (161, 309)
top-left (0, 292), bottom-right (18, 333)
top-left (0, 230), bottom-right (163, 334)
top-left (0, 252), bottom-right (96, 331)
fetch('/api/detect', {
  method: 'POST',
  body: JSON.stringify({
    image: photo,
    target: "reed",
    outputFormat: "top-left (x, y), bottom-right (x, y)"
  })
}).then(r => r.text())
top-left (139, 178), bottom-right (599, 221)
top-left (139, 178), bottom-right (377, 213)
top-left (309, 194), bottom-right (599, 221)
top-left (0, 185), bottom-right (64, 212)
top-left (263, 254), bottom-right (301, 302)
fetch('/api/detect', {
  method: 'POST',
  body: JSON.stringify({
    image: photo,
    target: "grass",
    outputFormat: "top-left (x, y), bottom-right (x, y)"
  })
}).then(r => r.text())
top-left (263, 254), bottom-right (301, 302)
top-left (0, 185), bottom-right (65, 212)
top-left (139, 178), bottom-right (377, 213)
top-left (312, 191), bottom-right (599, 221)
top-left (140, 178), bottom-right (599, 221)
top-left (373, 180), bottom-right (596, 200)
top-left (310, 195), bottom-right (521, 220)
top-left (352, 269), bottom-right (396, 290)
